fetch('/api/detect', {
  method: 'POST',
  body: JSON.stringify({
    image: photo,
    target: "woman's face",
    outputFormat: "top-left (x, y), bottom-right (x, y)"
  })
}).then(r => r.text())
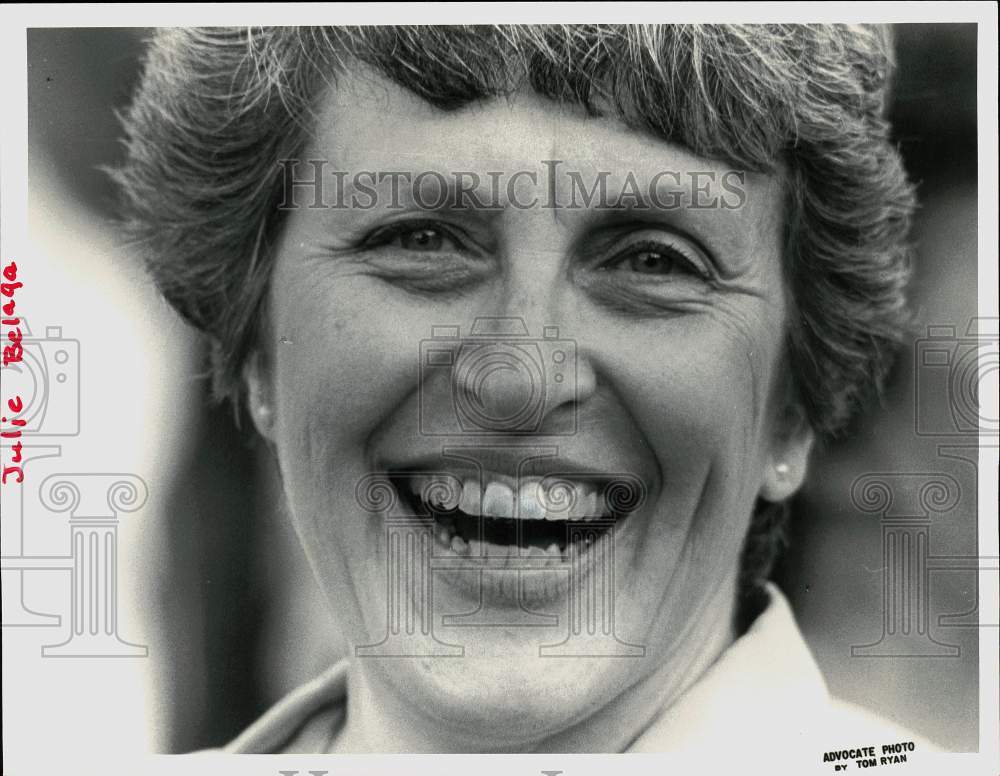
top-left (248, 67), bottom-right (812, 749)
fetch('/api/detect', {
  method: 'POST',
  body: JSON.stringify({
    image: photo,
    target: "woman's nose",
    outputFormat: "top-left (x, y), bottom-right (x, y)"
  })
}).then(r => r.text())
top-left (450, 317), bottom-right (597, 435)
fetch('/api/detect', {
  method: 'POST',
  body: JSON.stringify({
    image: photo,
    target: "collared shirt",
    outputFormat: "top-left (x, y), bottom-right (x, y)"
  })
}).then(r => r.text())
top-left (225, 584), bottom-right (931, 764)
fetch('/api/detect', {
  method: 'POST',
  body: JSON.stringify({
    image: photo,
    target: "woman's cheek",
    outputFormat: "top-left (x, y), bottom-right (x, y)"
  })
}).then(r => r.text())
top-left (271, 277), bottom-right (425, 443)
top-left (618, 319), bottom-right (769, 447)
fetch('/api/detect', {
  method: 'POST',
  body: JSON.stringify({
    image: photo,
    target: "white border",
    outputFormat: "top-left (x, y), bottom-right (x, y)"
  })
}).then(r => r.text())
top-left (1, 3), bottom-right (997, 775)
top-left (976, 4), bottom-right (1000, 774)
top-left (0, 1), bottom-right (996, 26)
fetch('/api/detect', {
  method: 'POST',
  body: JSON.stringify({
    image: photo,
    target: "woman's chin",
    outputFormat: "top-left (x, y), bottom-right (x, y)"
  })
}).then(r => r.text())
top-left (372, 651), bottom-right (633, 749)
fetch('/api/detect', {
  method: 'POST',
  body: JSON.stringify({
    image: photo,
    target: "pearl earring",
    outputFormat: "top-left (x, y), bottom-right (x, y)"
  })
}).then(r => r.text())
top-left (774, 462), bottom-right (791, 479)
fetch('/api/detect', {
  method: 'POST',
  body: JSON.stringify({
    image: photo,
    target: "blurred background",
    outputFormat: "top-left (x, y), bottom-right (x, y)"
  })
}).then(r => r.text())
top-left (18, 23), bottom-right (981, 753)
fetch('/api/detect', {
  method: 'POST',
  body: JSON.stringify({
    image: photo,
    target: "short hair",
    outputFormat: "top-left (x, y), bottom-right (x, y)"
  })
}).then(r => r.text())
top-left (111, 25), bottom-right (915, 594)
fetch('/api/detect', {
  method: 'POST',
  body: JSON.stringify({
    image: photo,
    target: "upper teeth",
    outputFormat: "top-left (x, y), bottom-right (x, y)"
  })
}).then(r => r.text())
top-left (410, 475), bottom-right (606, 521)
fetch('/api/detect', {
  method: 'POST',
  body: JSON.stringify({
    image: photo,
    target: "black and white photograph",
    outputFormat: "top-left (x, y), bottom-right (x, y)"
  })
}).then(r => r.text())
top-left (1, 5), bottom-right (997, 775)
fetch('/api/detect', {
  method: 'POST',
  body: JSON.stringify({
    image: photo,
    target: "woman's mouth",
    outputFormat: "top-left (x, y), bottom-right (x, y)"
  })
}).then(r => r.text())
top-left (389, 470), bottom-right (641, 566)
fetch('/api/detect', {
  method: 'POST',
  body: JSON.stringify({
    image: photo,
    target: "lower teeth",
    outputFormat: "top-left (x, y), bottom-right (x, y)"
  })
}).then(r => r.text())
top-left (432, 513), bottom-right (610, 557)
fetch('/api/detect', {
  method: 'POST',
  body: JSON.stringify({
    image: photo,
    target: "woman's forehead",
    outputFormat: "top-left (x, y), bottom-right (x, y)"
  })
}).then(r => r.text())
top-left (308, 67), bottom-right (782, 199)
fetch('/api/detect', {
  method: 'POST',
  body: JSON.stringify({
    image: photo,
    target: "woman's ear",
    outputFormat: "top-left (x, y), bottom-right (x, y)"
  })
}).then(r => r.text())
top-left (243, 350), bottom-right (276, 442)
top-left (761, 404), bottom-right (815, 502)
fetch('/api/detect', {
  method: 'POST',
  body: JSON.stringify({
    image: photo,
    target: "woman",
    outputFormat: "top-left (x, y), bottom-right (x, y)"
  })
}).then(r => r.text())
top-left (113, 25), bottom-right (920, 758)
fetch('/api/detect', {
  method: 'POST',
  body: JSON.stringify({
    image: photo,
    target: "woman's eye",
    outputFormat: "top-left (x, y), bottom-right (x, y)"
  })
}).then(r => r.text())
top-left (625, 249), bottom-right (681, 275)
top-left (399, 227), bottom-right (447, 252)
top-left (354, 221), bottom-right (491, 295)
top-left (605, 242), bottom-right (707, 280)
top-left (368, 224), bottom-right (464, 253)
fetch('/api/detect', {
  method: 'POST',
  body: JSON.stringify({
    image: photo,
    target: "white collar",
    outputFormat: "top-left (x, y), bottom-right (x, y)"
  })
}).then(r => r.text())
top-left (630, 582), bottom-right (830, 754)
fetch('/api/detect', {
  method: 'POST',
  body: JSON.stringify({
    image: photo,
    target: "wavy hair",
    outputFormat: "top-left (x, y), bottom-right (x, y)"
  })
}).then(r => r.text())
top-left (111, 25), bottom-right (915, 595)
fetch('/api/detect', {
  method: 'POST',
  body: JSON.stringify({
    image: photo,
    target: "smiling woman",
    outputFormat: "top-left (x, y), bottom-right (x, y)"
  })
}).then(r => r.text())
top-left (111, 25), bottom-right (918, 759)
